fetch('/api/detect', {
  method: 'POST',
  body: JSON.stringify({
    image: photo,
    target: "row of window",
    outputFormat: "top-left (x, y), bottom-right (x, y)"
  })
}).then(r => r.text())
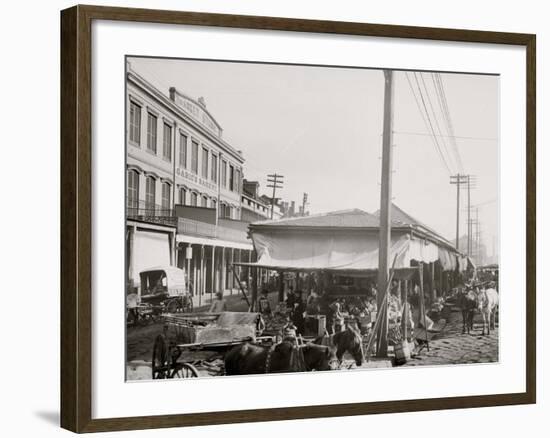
top-left (127, 169), bottom-right (172, 210)
top-left (129, 100), bottom-right (241, 193)
top-left (244, 197), bottom-right (269, 213)
top-left (127, 169), bottom-right (239, 219)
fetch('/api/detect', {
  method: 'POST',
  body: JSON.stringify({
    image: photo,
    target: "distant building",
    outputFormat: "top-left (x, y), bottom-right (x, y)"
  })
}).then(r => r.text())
top-left (241, 179), bottom-right (284, 221)
top-left (279, 198), bottom-right (309, 219)
top-left (125, 63), bottom-right (253, 304)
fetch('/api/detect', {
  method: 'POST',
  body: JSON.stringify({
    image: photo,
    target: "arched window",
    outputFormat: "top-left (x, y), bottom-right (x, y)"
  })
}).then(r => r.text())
top-left (201, 195), bottom-right (208, 208)
top-left (145, 176), bottom-right (156, 210)
top-left (179, 187), bottom-right (187, 205)
top-left (190, 191), bottom-right (198, 206)
top-left (161, 182), bottom-right (171, 211)
top-left (127, 169), bottom-right (139, 208)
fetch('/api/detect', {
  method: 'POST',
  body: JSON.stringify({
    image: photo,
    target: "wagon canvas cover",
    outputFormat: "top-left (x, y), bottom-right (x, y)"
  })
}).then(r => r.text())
top-left (187, 312), bottom-right (259, 345)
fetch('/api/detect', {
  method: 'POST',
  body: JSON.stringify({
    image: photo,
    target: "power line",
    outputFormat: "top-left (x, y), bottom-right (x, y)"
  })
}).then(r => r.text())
top-left (473, 198), bottom-right (497, 207)
top-left (393, 131), bottom-right (497, 141)
top-left (418, 73), bottom-right (457, 173)
top-left (436, 74), bottom-right (464, 172)
top-left (432, 73), bottom-right (464, 173)
top-left (405, 72), bottom-right (453, 174)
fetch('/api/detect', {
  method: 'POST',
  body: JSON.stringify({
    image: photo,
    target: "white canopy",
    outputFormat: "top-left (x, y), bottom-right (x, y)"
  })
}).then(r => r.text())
top-left (249, 231), bottom-right (439, 272)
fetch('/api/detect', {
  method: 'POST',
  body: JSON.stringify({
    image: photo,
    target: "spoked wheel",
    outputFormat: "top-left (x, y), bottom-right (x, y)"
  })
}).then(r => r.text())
top-left (171, 362), bottom-right (200, 379)
top-left (166, 299), bottom-right (178, 314)
top-left (152, 333), bottom-right (170, 379)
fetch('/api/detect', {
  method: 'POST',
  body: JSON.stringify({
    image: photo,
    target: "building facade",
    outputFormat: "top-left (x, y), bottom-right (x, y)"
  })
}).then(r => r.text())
top-left (126, 63), bottom-right (254, 305)
top-left (241, 180), bottom-right (285, 222)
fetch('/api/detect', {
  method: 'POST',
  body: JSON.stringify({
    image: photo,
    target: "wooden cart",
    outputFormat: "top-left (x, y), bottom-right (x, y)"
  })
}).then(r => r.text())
top-left (151, 311), bottom-right (273, 379)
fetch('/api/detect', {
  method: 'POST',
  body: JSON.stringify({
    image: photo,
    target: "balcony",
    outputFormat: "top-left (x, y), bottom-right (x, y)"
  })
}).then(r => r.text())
top-left (126, 200), bottom-right (177, 227)
top-left (127, 200), bottom-right (252, 244)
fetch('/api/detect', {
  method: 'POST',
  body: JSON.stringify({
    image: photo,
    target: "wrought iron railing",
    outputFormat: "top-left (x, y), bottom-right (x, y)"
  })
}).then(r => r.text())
top-left (127, 200), bottom-right (177, 226)
top-left (127, 200), bottom-right (251, 243)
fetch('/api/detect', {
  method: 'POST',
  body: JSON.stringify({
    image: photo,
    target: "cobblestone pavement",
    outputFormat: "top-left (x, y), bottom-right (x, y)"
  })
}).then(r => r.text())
top-left (403, 307), bottom-right (499, 367)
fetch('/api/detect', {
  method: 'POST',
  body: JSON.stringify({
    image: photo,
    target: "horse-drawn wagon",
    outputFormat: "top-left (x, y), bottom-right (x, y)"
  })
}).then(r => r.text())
top-left (127, 266), bottom-right (193, 326)
top-left (151, 311), bottom-right (272, 379)
top-left (151, 310), bottom-right (342, 378)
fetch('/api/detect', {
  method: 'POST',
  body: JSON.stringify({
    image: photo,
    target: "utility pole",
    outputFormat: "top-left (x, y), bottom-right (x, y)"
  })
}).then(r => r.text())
top-left (465, 175), bottom-right (477, 256)
top-left (376, 69), bottom-right (394, 358)
top-left (469, 207), bottom-right (480, 264)
top-left (450, 174), bottom-right (468, 250)
top-left (266, 174), bottom-right (284, 219)
top-left (475, 207), bottom-right (481, 265)
top-left (467, 175), bottom-right (471, 256)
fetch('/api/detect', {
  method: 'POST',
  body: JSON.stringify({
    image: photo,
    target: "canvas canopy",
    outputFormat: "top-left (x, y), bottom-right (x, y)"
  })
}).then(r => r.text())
top-left (438, 247), bottom-right (457, 271)
top-left (244, 231), bottom-right (440, 272)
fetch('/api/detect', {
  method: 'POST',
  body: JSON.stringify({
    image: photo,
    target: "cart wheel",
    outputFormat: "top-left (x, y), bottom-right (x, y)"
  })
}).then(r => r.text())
top-left (171, 362), bottom-right (200, 379)
top-left (183, 297), bottom-right (193, 313)
top-left (166, 299), bottom-right (178, 314)
top-left (152, 334), bottom-right (169, 379)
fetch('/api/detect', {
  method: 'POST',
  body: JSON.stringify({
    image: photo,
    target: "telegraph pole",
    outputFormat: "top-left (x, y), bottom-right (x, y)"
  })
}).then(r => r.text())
top-left (465, 175), bottom-right (477, 256)
top-left (467, 176), bottom-right (471, 255)
top-left (469, 207), bottom-right (480, 264)
top-left (376, 69), bottom-right (394, 358)
top-left (267, 174), bottom-right (284, 219)
top-left (450, 174), bottom-right (468, 250)
top-left (475, 207), bottom-right (480, 264)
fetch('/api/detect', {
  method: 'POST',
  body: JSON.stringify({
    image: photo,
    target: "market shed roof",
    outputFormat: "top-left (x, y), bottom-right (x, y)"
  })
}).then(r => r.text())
top-left (249, 204), bottom-right (456, 253)
top-left (250, 209), bottom-right (380, 229)
top-left (374, 204), bottom-right (447, 243)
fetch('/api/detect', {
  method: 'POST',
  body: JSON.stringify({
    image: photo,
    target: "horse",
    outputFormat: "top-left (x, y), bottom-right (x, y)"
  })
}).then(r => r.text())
top-left (457, 288), bottom-right (477, 334)
top-left (315, 325), bottom-right (365, 367)
top-left (224, 341), bottom-right (338, 375)
top-left (477, 287), bottom-right (499, 335)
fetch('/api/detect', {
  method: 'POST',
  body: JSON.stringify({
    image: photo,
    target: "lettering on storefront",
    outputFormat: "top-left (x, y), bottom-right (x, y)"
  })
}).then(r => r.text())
top-left (176, 167), bottom-right (217, 191)
top-left (174, 94), bottom-right (222, 138)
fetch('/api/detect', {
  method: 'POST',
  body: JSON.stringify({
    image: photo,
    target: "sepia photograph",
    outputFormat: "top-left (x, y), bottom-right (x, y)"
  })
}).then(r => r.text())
top-left (124, 56), bottom-right (499, 381)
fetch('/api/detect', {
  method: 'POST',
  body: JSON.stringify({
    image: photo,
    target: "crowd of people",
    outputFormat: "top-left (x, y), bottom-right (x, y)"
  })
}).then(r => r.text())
top-left (208, 272), bottom-right (462, 344)
top-left (256, 286), bottom-right (380, 338)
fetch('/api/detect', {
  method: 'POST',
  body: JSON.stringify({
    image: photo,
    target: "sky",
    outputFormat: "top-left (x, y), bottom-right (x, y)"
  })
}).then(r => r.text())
top-left (129, 57), bottom-right (499, 257)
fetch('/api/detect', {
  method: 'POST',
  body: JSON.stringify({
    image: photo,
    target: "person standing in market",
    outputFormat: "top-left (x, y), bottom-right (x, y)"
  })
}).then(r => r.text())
top-left (329, 300), bottom-right (345, 333)
top-left (209, 292), bottom-right (227, 313)
top-left (285, 286), bottom-right (296, 310)
top-left (258, 289), bottom-right (272, 317)
top-left (291, 289), bottom-right (306, 336)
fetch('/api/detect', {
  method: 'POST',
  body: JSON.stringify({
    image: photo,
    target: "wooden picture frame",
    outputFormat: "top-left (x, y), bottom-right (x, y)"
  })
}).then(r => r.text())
top-left (60, 4), bottom-right (536, 433)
